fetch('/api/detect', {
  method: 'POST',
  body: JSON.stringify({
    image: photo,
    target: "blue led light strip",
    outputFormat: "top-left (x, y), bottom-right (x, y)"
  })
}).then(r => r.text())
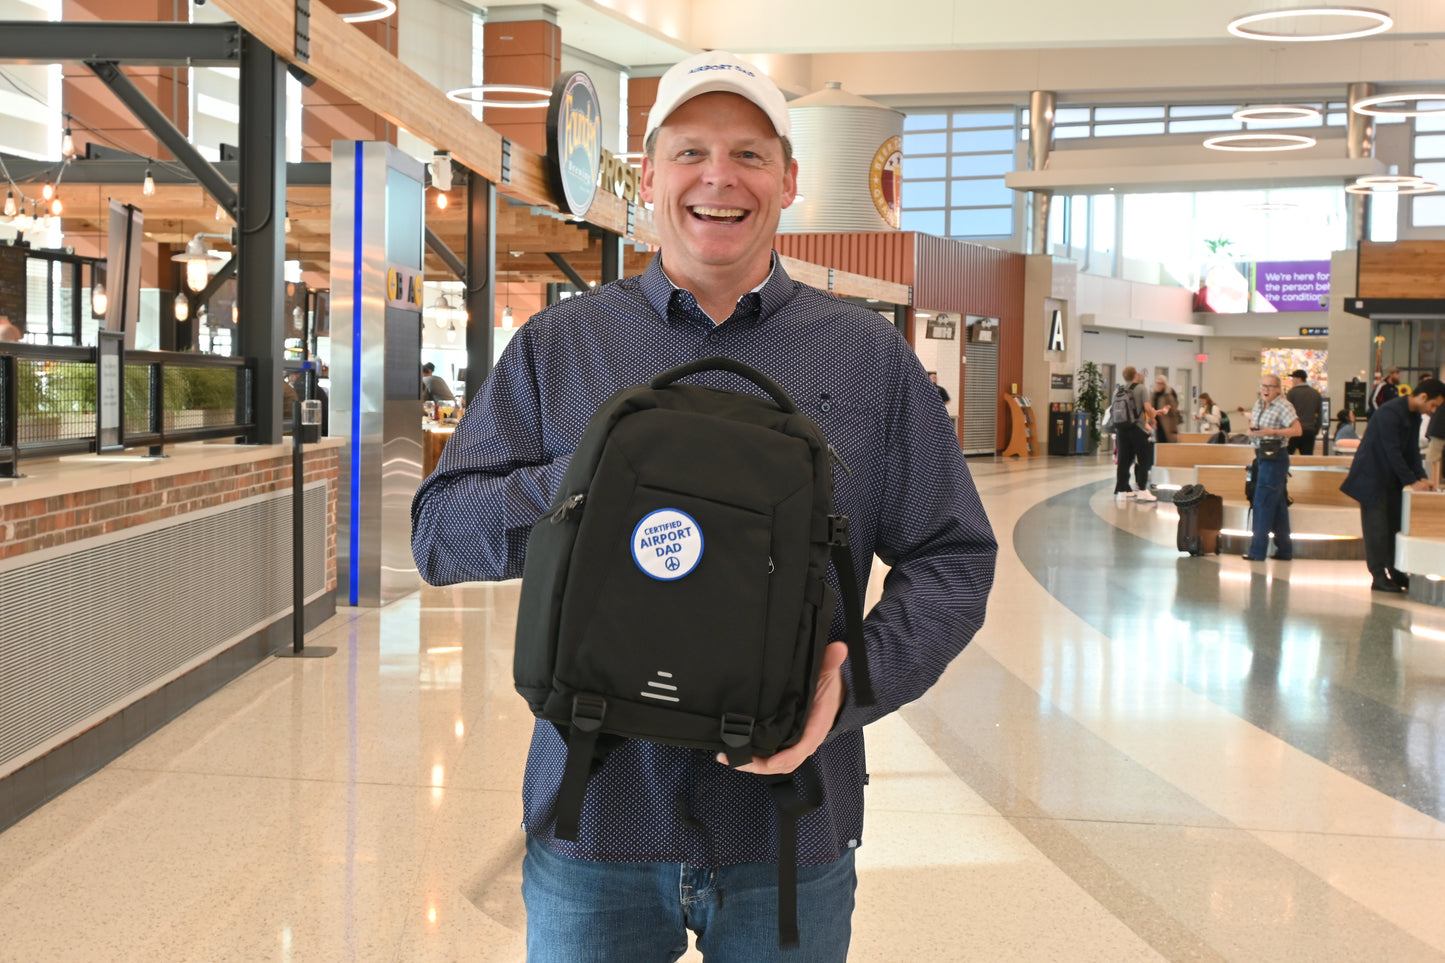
top-left (349, 142), bottom-right (363, 606)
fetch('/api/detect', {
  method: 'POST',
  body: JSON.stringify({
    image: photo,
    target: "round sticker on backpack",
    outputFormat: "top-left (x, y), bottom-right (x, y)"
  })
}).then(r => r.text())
top-left (631, 508), bottom-right (704, 581)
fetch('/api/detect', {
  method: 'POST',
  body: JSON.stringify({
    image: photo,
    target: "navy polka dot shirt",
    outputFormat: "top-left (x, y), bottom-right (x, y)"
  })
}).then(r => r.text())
top-left (411, 254), bottom-right (997, 866)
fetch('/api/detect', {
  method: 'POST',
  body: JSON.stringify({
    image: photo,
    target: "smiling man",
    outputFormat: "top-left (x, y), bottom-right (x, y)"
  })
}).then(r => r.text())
top-left (411, 50), bottom-right (996, 962)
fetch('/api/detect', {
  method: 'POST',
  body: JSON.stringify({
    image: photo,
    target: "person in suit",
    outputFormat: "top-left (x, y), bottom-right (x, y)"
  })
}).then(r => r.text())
top-left (1341, 379), bottom-right (1445, 593)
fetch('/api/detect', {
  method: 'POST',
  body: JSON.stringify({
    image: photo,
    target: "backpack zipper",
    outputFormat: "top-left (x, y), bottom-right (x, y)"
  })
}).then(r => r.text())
top-left (550, 493), bottom-right (586, 523)
top-left (828, 444), bottom-right (854, 477)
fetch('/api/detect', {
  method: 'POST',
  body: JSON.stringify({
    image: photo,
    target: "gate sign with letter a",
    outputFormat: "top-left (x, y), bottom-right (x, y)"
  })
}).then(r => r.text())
top-left (1046, 309), bottom-right (1065, 352)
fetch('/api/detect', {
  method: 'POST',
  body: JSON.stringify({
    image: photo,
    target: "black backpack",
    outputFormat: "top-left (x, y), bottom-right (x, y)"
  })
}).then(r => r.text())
top-left (513, 357), bottom-right (876, 947)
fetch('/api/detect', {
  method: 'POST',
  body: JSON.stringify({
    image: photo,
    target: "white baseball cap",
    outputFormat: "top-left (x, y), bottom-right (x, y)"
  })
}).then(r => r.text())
top-left (644, 51), bottom-right (791, 145)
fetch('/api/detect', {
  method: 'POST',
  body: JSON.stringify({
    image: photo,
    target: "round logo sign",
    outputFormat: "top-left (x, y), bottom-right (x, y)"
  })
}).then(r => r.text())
top-left (631, 508), bottom-right (704, 581)
top-left (546, 71), bottom-right (603, 217)
top-left (869, 135), bottom-right (903, 229)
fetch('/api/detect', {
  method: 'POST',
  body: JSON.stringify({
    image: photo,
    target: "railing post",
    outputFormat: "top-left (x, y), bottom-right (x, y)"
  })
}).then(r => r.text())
top-left (148, 360), bottom-right (165, 456)
top-left (1, 354), bottom-right (19, 478)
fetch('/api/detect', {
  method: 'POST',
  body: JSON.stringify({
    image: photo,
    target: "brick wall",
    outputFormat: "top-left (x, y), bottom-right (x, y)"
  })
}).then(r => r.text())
top-left (0, 450), bottom-right (340, 592)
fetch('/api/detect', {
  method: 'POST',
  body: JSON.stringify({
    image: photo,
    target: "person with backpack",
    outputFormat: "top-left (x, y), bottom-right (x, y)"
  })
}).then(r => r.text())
top-left (1113, 366), bottom-right (1161, 502)
top-left (409, 49), bottom-right (998, 962)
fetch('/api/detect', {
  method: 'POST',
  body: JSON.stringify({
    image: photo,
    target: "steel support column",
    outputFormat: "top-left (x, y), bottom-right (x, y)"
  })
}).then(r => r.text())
top-left (1347, 82), bottom-right (1377, 250)
top-left (425, 227), bottom-right (468, 285)
top-left (599, 229), bottom-right (624, 285)
top-left (546, 252), bottom-right (589, 291)
top-left (236, 33), bottom-right (287, 445)
top-left (1027, 91), bottom-right (1056, 256)
top-left (465, 174), bottom-right (496, 398)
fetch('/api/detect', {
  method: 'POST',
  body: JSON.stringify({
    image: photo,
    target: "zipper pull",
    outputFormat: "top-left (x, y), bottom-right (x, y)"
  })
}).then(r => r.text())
top-left (550, 493), bottom-right (586, 523)
top-left (828, 444), bottom-right (854, 477)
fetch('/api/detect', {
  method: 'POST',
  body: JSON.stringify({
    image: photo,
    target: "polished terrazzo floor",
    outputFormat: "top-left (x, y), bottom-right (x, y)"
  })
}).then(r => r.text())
top-left (3, 455), bottom-right (1445, 961)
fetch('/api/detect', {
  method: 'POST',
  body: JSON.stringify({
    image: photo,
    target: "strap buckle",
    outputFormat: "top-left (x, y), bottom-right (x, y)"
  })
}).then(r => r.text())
top-left (720, 712), bottom-right (755, 748)
top-left (826, 514), bottom-right (850, 548)
top-left (571, 694), bottom-right (607, 733)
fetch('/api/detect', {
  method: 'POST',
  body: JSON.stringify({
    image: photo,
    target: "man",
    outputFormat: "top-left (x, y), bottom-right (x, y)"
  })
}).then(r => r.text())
top-left (1113, 366), bottom-right (1162, 502)
top-left (1341, 379), bottom-right (1445, 592)
top-left (0, 315), bottom-right (21, 342)
top-left (1426, 400), bottom-right (1445, 488)
top-left (421, 362), bottom-right (455, 403)
top-left (1243, 375), bottom-right (1301, 562)
top-left (1372, 365), bottom-right (1402, 412)
top-left (928, 370), bottom-right (949, 404)
top-left (1285, 369), bottom-right (1322, 456)
top-left (410, 50), bottom-right (997, 960)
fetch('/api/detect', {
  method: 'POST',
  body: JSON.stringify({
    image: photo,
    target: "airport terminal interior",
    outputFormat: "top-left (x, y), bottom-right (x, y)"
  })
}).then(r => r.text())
top-left (7, 0), bottom-right (1445, 960)
top-left (7, 457), bottom-right (1445, 960)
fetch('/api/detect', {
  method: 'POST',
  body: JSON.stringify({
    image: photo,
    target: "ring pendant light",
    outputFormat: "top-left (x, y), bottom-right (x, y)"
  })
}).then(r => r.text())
top-left (340, 0), bottom-right (396, 23)
top-left (1356, 174), bottom-right (1428, 187)
top-left (1351, 93), bottom-right (1445, 117)
top-left (1227, 6), bottom-right (1393, 42)
top-left (1233, 105), bottom-right (1321, 123)
top-left (446, 85), bottom-right (551, 109)
top-left (1345, 181), bottom-right (1440, 195)
top-left (1203, 133), bottom-right (1317, 151)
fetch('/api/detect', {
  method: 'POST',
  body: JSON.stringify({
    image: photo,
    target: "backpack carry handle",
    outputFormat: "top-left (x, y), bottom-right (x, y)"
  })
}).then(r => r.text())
top-left (651, 357), bottom-right (798, 414)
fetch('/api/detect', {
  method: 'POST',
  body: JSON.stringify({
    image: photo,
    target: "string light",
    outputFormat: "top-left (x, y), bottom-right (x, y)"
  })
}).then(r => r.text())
top-left (42, 183), bottom-right (53, 201)
top-left (3, 191), bottom-right (14, 217)
top-left (284, 209), bottom-right (292, 233)
top-left (142, 167), bottom-right (156, 196)
top-left (61, 118), bottom-right (74, 158)
top-left (174, 291), bottom-right (189, 322)
top-left (50, 196), bottom-right (62, 216)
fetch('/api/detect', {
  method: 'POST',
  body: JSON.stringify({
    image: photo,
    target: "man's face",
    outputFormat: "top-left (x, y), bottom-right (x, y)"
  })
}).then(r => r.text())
top-left (1390, 371), bottom-right (1401, 384)
top-left (641, 92), bottom-right (798, 292)
top-left (1153, 376), bottom-right (1166, 392)
top-left (1413, 394), bottom-right (1444, 415)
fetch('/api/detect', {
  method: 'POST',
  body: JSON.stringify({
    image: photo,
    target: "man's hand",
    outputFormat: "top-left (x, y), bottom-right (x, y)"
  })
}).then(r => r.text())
top-left (719, 641), bottom-right (849, 776)
top-left (1412, 478), bottom-right (1434, 492)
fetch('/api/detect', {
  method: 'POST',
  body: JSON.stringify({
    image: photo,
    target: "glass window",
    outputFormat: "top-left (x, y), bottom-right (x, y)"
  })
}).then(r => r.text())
top-left (1415, 134), bottom-right (1445, 158)
top-left (1413, 194), bottom-right (1445, 227)
top-left (951, 110), bottom-right (1013, 128)
top-left (951, 178), bottom-right (1015, 206)
top-left (1413, 161), bottom-right (1445, 183)
top-left (908, 180), bottom-right (947, 208)
top-left (1095, 106), bottom-right (1165, 121)
top-left (1169, 118), bottom-right (1243, 134)
top-left (901, 209), bottom-right (946, 234)
top-left (1054, 125), bottom-right (1091, 139)
top-left (951, 128), bottom-right (1015, 152)
top-left (1325, 113), bottom-right (1347, 127)
top-left (1417, 112), bottom-right (1445, 133)
top-left (908, 156), bottom-right (947, 179)
top-left (951, 207), bottom-right (1014, 237)
top-left (1055, 108), bottom-right (1091, 124)
top-left (1094, 122), bottom-right (1167, 137)
top-left (903, 113), bottom-right (947, 131)
top-left (903, 131), bottom-right (948, 154)
top-left (950, 152), bottom-right (1013, 177)
top-left (1169, 105), bottom-right (1241, 118)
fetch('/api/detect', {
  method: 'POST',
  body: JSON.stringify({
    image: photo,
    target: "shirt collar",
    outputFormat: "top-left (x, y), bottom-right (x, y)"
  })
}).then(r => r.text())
top-left (641, 252), bottom-right (794, 328)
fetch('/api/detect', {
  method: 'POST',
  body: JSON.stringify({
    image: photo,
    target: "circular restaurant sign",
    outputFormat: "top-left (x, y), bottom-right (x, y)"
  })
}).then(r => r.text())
top-left (546, 71), bottom-right (603, 217)
top-left (869, 135), bottom-right (903, 229)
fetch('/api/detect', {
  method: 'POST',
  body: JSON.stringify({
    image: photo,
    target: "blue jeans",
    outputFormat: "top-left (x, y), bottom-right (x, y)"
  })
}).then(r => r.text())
top-left (522, 835), bottom-right (857, 962)
top-left (1249, 452), bottom-right (1291, 558)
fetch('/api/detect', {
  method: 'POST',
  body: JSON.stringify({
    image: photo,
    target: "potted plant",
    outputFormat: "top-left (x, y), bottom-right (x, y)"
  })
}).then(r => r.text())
top-left (1075, 360), bottom-right (1107, 453)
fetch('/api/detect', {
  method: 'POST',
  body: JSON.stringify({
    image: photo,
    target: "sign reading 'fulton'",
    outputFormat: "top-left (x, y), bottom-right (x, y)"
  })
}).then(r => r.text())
top-left (779, 81), bottom-right (904, 233)
top-left (546, 72), bottom-right (603, 217)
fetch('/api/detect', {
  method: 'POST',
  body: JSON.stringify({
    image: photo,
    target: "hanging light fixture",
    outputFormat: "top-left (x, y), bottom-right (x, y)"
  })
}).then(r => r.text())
top-left (3, 191), bottom-right (14, 217)
top-left (142, 166), bottom-right (156, 196)
top-left (284, 209), bottom-right (292, 233)
top-left (1203, 133), bottom-right (1317, 151)
top-left (232, 302), bottom-right (239, 324)
top-left (60, 118), bottom-right (74, 159)
top-left (445, 319), bottom-right (458, 343)
top-left (431, 292), bottom-right (456, 329)
top-left (1351, 92), bottom-right (1445, 118)
top-left (445, 85), bottom-right (550, 109)
top-left (339, 0), bottom-right (396, 23)
top-left (91, 282), bottom-right (107, 316)
top-left (1233, 105), bottom-right (1322, 123)
top-left (174, 291), bottom-right (189, 322)
top-left (42, 182), bottom-right (53, 201)
top-left (1345, 180), bottom-right (1440, 195)
top-left (1227, 6), bottom-right (1393, 42)
top-left (49, 196), bottom-right (62, 216)
top-left (435, 191), bottom-right (448, 210)
top-left (172, 234), bottom-right (220, 292)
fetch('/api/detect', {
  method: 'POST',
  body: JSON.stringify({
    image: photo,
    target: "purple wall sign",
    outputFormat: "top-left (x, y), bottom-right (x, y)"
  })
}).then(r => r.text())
top-left (1253, 260), bottom-right (1331, 312)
